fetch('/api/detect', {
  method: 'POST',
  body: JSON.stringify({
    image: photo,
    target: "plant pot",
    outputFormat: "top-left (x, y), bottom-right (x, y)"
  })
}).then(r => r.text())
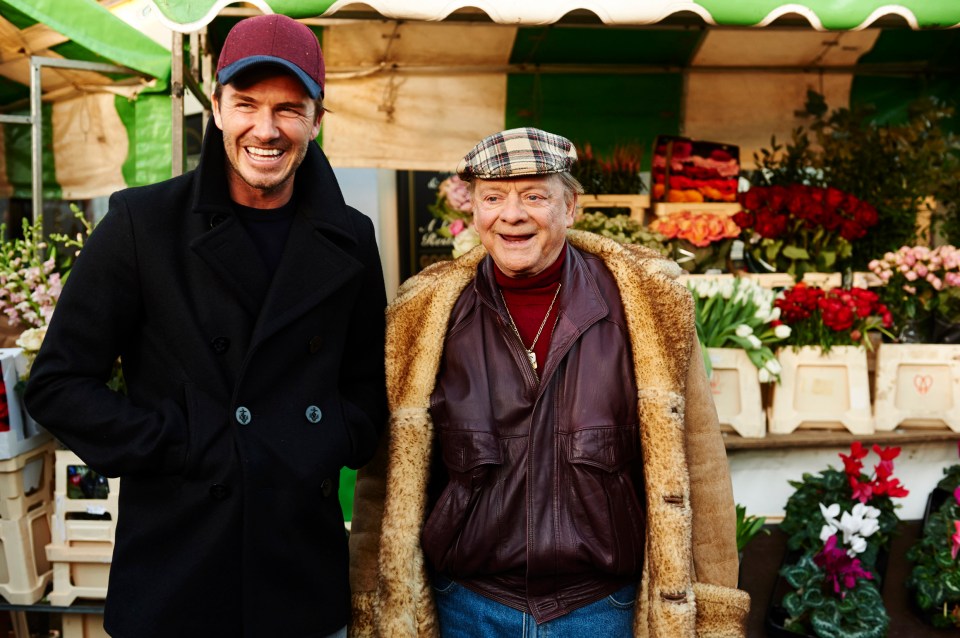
top-left (873, 343), bottom-right (960, 432)
top-left (768, 346), bottom-right (874, 435)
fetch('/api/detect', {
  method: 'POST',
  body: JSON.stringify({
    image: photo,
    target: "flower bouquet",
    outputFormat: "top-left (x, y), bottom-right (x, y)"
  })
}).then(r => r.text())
top-left (686, 277), bottom-right (791, 382)
top-left (867, 245), bottom-right (960, 343)
top-left (732, 184), bottom-right (880, 276)
top-left (770, 443), bottom-right (908, 638)
top-left (428, 175), bottom-right (480, 258)
top-left (773, 284), bottom-right (893, 353)
top-left (0, 217), bottom-right (63, 329)
top-left (650, 210), bottom-right (741, 273)
top-left (571, 143), bottom-right (645, 196)
top-left (906, 460), bottom-right (960, 629)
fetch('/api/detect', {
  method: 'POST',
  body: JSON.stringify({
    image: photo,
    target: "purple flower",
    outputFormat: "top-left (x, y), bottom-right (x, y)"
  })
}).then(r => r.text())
top-left (814, 535), bottom-right (873, 597)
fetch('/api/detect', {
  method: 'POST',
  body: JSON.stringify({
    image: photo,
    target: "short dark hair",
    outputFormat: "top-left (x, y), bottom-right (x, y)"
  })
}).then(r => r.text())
top-left (212, 66), bottom-right (325, 121)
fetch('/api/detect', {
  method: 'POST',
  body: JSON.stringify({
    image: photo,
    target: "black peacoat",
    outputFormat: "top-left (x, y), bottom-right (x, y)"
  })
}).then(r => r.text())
top-left (24, 123), bottom-right (387, 637)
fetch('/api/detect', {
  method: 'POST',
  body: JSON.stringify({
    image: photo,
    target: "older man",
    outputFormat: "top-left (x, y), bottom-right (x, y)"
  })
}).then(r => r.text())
top-left (349, 128), bottom-right (749, 636)
top-left (26, 14), bottom-right (386, 638)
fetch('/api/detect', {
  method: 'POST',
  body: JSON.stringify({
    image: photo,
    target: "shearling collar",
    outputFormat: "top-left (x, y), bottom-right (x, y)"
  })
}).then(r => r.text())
top-left (189, 119), bottom-right (357, 246)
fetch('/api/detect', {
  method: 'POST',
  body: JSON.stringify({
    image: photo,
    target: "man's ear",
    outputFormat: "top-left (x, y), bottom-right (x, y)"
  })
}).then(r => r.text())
top-left (211, 94), bottom-right (223, 130)
top-left (564, 192), bottom-right (579, 228)
top-left (311, 110), bottom-right (323, 139)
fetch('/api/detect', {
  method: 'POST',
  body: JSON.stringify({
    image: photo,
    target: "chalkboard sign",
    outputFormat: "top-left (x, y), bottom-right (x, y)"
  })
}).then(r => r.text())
top-left (396, 170), bottom-right (457, 282)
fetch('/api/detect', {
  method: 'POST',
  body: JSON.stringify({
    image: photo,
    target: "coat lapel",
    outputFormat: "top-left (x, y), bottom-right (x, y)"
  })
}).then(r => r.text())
top-left (190, 216), bottom-right (272, 318)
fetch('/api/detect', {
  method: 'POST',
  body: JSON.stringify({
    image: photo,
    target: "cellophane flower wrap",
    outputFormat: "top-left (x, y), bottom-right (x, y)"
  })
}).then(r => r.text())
top-left (906, 455), bottom-right (960, 629)
top-left (773, 283), bottom-right (893, 352)
top-left (732, 184), bottom-right (879, 276)
top-left (428, 175), bottom-right (480, 258)
top-left (775, 443), bottom-right (908, 638)
top-left (686, 277), bottom-right (790, 381)
top-left (650, 210), bottom-right (741, 273)
top-left (867, 245), bottom-right (960, 343)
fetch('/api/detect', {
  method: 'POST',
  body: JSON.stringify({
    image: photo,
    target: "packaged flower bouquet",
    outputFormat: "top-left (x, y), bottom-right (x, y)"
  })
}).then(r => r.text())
top-left (867, 244), bottom-right (960, 343)
top-left (773, 284), bottom-right (893, 352)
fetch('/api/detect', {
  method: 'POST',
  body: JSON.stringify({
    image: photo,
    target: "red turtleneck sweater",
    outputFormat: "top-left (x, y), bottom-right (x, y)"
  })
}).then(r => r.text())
top-left (494, 243), bottom-right (566, 373)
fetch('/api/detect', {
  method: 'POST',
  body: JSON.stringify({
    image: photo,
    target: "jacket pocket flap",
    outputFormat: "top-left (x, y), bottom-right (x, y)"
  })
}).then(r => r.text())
top-left (441, 430), bottom-right (502, 473)
top-left (567, 426), bottom-right (638, 472)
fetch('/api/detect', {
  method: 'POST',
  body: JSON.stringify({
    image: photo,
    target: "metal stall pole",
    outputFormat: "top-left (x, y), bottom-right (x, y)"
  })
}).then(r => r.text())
top-left (27, 56), bottom-right (140, 229)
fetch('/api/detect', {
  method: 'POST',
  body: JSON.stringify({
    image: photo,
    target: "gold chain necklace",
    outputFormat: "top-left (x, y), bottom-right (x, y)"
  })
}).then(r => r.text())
top-left (499, 283), bottom-right (561, 371)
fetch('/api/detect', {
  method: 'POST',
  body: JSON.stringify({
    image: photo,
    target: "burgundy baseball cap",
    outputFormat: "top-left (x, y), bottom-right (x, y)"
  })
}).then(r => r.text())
top-left (216, 14), bottom-right (325, 99)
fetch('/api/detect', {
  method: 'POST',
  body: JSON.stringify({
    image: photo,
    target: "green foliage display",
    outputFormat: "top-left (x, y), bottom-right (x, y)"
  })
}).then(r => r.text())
top-left (780, 554), bottom-right (889, 638)
top-left (735, 504), bottom-right (768, 553)
top-left (752, 91), bottom-right (960, 269)
top-left (571, 212), bottom-right (667, 254)
top-left (906, 466), bottom-right (960, 629)
top-left (571, 144), bottom-right (645, 195)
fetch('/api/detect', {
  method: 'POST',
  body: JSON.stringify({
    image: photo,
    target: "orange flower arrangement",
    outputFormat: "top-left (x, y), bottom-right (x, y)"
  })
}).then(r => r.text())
top-left (649, 210), bottom-right (741, 248)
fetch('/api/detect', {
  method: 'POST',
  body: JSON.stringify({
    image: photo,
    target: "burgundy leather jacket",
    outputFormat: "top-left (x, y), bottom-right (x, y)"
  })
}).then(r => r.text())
top-left (422, 244), bottom-right (646, 623)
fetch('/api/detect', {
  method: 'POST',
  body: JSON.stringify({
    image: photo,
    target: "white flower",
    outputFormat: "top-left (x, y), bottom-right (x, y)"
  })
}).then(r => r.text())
top-left (764, 358), bottom-right (782, 375)
top-left (757, 368), bottom-right (772, 383)
top-left (746, 335), bottom-right (762, 349)
top-left (774, 324), bottom-right (792, 339)
top-left (16, 326), bottom-right (47, 352)
top-left (847, 536), bottom-right (867, 557)
top-left (451, 226), bottom-right (480, 258)
top-left (735, 324), bottom-right (753, 337)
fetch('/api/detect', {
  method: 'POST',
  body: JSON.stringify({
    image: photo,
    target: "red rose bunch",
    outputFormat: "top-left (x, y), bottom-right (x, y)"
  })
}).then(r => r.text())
top-left (774, 284), bottom-right (893, 351)
top-left (732, 184), bottom-right (879, 275)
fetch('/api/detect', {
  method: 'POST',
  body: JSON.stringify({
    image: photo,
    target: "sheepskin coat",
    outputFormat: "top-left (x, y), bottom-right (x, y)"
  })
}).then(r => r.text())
top-left (349, 230), bottom-right (750, 637)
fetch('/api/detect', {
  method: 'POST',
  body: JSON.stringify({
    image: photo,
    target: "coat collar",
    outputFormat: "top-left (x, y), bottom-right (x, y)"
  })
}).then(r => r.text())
top-left (188, 120), bottom-right (364, 338)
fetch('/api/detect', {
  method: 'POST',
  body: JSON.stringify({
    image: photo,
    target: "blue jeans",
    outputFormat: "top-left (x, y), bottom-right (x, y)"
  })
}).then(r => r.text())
top-left (433, 576), bottom-right (636, 637)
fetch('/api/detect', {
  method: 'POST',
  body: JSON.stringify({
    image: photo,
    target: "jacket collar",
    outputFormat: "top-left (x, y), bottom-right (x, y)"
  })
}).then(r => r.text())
top-left (474, 243), bottom-right (609, 390)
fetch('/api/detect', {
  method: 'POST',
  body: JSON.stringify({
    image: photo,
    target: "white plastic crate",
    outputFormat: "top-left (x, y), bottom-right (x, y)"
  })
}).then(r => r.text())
top-left (46, 541), bottom-right (112, 606)
top-left (62, 613), bottom-right (109, 638)
top-left (51, 450), bottom-right (119, 547)
top-left (0, 500), bottom-right (53, 604)
top-left (0, 348), bottom-right (52, 460)
top-left (0, 441), bottom-right (55, 521)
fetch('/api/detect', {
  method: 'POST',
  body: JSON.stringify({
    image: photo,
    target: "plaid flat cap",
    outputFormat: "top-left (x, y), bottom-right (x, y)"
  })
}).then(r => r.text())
top-left (456, 127), bottom-right (577, 181)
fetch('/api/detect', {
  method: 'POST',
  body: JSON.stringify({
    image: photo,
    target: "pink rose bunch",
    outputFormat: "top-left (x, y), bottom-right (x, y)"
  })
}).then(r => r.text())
top-left (0, 219), bottom-right (63, 329)
top-left (868, 245), bottom-right (960, 294)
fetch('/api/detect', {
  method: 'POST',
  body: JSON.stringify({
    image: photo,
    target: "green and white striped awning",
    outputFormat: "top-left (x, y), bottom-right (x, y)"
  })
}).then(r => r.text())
top-left (148, 0), bottom-right (959, 172)
top-left (151, 1), bottom-right (960, 31)
top-left (0, 0), bottom-right (171, 200)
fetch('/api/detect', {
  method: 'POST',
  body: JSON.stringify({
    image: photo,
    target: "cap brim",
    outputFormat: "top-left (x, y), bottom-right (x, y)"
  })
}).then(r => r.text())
top-left (218, 56), bottom-right (323, 99)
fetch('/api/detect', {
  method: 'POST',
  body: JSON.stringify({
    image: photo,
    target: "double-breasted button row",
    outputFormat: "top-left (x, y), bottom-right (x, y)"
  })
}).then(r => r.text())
top-left (320, 478), bottom-right (334, 498)
top-left (210, 336), bottom-right (230, 354)
top-left (233, 405), bottom-right (323, 425)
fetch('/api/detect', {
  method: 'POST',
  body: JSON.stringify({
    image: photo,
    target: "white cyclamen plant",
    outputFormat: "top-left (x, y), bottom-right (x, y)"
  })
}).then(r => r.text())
top-left (819, 502), bottom-right (882, 557)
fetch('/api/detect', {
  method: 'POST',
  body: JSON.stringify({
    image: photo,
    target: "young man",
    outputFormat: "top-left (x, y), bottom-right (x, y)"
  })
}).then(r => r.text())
top-left (349, 128), bottom-right (749, 637)
top-left (25, 14), bottom-right (386, 638)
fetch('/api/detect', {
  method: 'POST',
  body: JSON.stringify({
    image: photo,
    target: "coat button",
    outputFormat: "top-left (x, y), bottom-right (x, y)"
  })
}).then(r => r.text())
top-left (209, 484), bottom-right (230, 500)
top-left (209, 213), bottom-right (227, 229)
top-left (321, 478), bottom-right (333, 498)
top-left (211, 336), bottom-right (230, 354)
top-left (305, 406), bottom-right (322, 423)
top-left (235, 406), bottom-right (252, 425)
top-left (308, 335), bottom-right (323, 354)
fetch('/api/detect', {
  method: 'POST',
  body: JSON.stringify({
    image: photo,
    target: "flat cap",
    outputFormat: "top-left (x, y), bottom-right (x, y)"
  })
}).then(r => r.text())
top-left (456, 127), bottom-right (577, 181)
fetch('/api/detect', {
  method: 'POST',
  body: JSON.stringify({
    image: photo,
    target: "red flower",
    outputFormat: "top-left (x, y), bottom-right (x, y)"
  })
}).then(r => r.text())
top-left (732, 210), bottom-right (754, 229)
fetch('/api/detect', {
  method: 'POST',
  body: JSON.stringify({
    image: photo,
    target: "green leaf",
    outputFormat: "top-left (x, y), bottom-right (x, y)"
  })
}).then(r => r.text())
top-left (783, 244), bottom-right (811, 260)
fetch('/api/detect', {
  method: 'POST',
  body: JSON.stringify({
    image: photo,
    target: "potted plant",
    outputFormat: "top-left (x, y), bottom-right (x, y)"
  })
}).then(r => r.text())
top-left (906, 461), bottom-right (960, 629)
top-left (769, 442), bottom-right (908, 638)
top-left (650, 210), bottom-right (741, 273)
top-left (768, 284), bottom-right (893, 434)
top-left (731, 184), bottom-right (879, 276)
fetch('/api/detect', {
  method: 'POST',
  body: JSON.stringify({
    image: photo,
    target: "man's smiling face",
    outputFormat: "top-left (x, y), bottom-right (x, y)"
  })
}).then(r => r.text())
top-left (472, 174), bottom-right (575, 278)
top-left (212, 69), bottom-right (321, 208)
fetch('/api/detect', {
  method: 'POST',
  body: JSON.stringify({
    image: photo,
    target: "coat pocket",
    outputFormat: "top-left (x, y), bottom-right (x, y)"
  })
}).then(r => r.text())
top-left (421, 429), bottom-right (503, 574)
top-left (182, 383), bottom-right (231, 480)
